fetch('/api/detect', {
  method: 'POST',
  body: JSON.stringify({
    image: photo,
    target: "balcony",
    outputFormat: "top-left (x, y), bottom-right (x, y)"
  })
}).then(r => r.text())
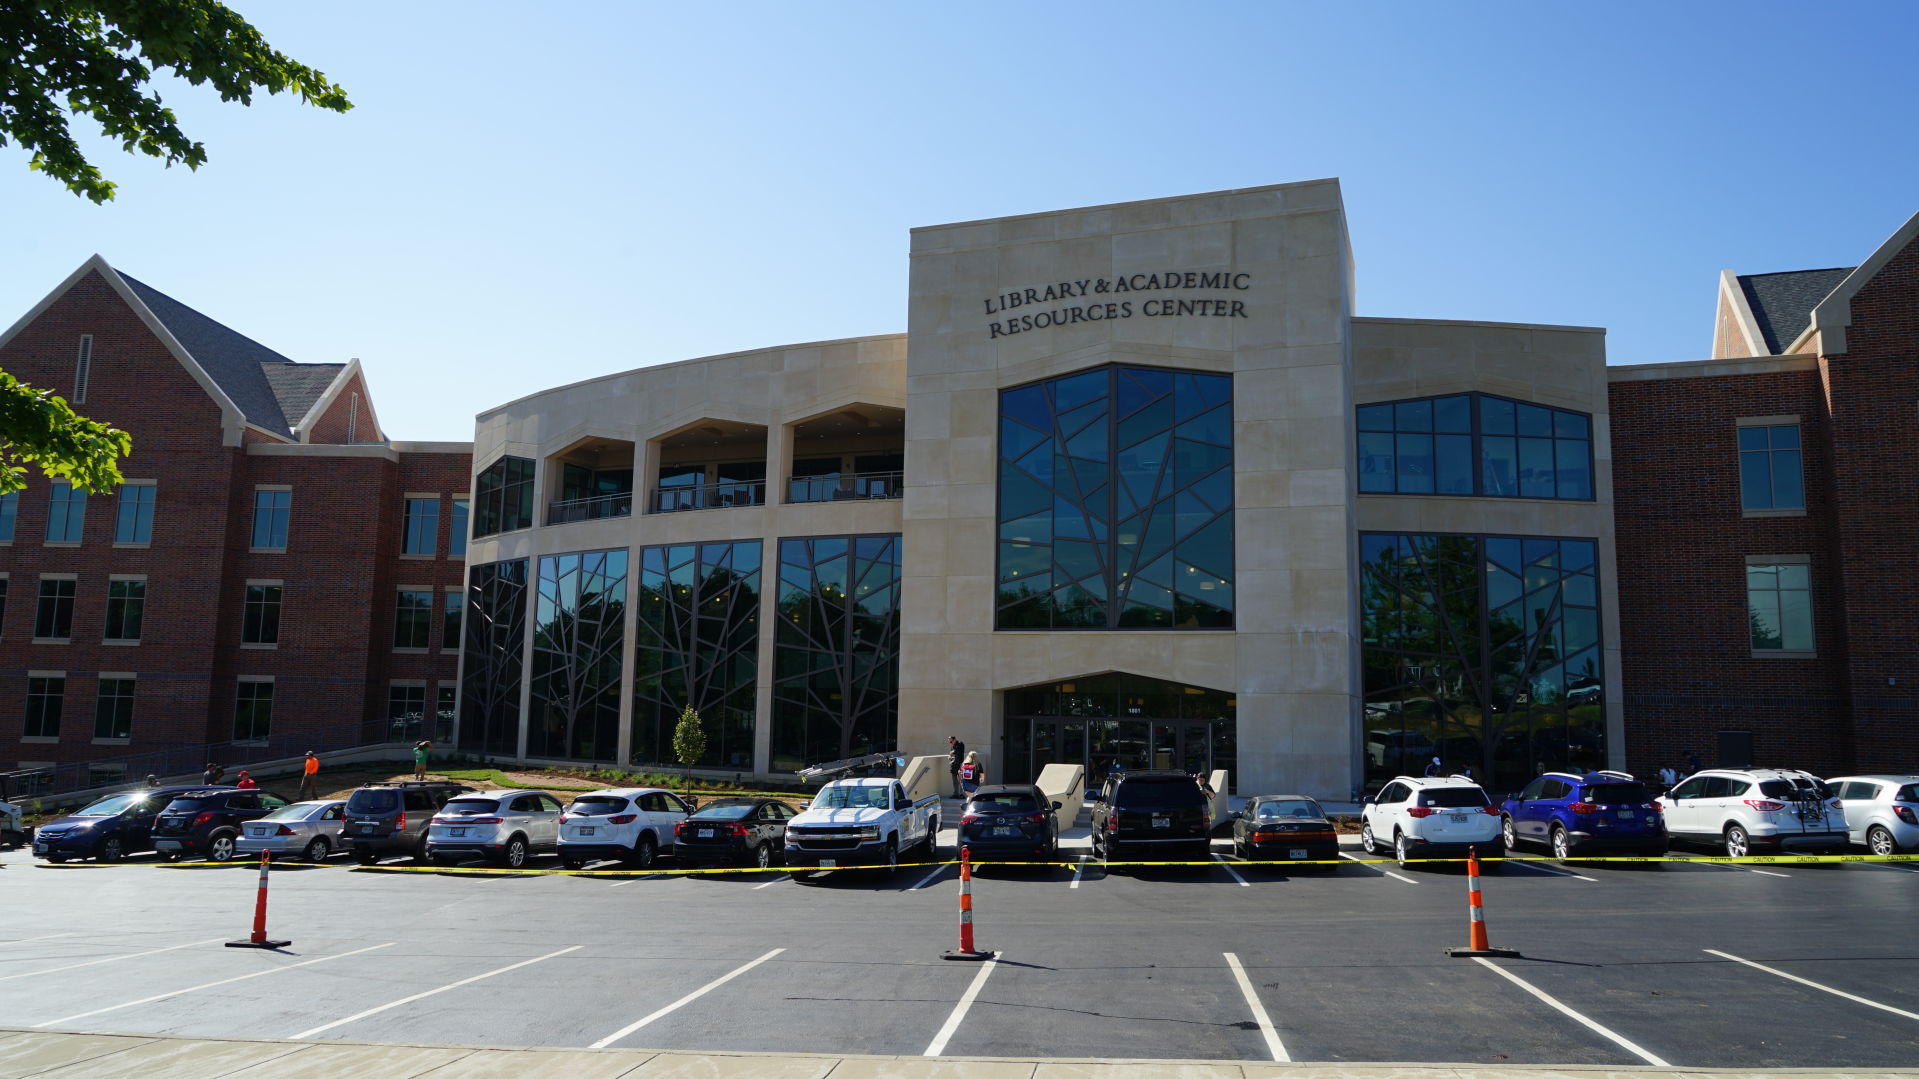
top-left (548, 491), bottom-right (634, 524)
top-left (652, 480), bottom-right (767, 513)
top-left (787, 470), bottom-right (904, 503)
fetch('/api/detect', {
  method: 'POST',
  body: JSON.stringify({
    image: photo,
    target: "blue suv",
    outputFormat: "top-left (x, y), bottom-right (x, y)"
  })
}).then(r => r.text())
top-left (1500, 770), bottom-right (1666, 860)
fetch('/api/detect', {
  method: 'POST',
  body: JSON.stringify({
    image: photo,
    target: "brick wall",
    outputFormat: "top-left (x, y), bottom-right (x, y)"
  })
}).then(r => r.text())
top-left (306, 369), bottom-right (378, 445)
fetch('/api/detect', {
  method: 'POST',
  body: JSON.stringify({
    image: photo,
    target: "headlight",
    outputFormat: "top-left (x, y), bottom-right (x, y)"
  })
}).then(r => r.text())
top-left (856, 826), bottom-right (881, 841)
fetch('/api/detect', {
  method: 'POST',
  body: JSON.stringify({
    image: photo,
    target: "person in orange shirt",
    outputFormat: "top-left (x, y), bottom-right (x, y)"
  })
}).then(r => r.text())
top-left (298, 750), bottom-right (319, 800)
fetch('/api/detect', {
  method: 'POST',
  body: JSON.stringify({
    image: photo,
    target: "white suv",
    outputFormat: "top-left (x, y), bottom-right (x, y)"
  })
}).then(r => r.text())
top-left (425, 790), bottom-right (565, 867)
top-left (1829, 774), bottom-right (1919, 855)
top-left (1656, 768), bottom-right (1847, 856)
top-left (1361, 775), bottom-right (1503, 869)
top-left (557, 787), bottom-right (692, 869)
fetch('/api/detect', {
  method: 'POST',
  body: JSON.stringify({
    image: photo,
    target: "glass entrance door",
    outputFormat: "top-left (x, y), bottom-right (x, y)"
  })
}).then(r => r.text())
top-left (1002, 674), bottom-right (1236, 789)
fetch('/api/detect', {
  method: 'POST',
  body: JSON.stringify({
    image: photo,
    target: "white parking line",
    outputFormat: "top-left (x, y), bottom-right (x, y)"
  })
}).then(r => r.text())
top-left (1341, 852), bottom-right (1419, 884)
top-left (1223, 952), bottom-right (1290, 1061)
top-left (289, 945), bottom-right (581, 1039)
top-left (1503, 860), bottom-right (1597, 882)
top-left (609, 874), bottom-right (664, 887)
top-left (0, 937), bottom-right (223, 983)
top-left (590, 947), bottom-right (784, 1048)
top-left (1069, 858), bottom-right (1085, 889)
top-left (34, 943), bottom-right (394, 1028)
top-left (908, 864), bottom-right (948, 890)
top-left (1705, 949), bottom-right (1919, 1022)
top-left (751, 874), bottom-right (791, 890)
top-left (923, 952), bottom-right (1003, 1057)
top-left (1473, 957), bottom-right (1671, 1066)
top-left (1213, 854), bottom-right (1251, 887)
top-left (1669, 857), bottom-right (1790, 878)
top-left (0, 933), bottom-right (75, 948)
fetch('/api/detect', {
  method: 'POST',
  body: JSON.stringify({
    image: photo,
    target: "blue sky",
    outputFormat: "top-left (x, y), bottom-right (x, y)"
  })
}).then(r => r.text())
top-left (3, 2), bottom-right (1915, 443)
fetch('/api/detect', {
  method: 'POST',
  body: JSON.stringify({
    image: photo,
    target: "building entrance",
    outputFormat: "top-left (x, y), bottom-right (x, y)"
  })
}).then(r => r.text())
top-left (1001, 673), bottom-right (1235, 789)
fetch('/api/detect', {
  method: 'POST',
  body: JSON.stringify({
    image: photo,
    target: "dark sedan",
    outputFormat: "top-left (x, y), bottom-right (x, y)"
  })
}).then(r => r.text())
top-left (32, 787), bottom-right (205, 863)
top-left (672, 797), bottom-right (795, 869)
top-left (1232, 794), bottom-right (1339, 868)
top-left (959, 784), bottom-right (1060, 865)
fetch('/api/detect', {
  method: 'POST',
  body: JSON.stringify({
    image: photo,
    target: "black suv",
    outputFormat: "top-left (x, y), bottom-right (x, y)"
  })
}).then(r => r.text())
top-left (152, 789), bottom-right (288, 862)
top-left (32, 786), bottom-right (204, 863)
top-left (1090, 770), bottom-right (1212, 866)
top-left (343, 781), bottom-right (471, 864)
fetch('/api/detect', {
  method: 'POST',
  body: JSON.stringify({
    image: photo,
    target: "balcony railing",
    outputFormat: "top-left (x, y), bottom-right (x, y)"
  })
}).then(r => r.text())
top-left (547, 491), bottom-right (634, 524)
top-left (651, 480), bottom-right (767, 514)
top-left (787, 470), bottom-right (904, 503)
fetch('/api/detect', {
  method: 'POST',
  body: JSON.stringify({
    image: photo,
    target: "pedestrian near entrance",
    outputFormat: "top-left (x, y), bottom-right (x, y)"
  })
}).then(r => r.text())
top-left (234, 770), bottom-right (257, 789)
top-left (947, 735), bottom-right (965, 796)
top-left (960, 750), bottom-right (984, 795)
top-left (1657, 762), bottom-right (1680, 789)
top-left (297, 751), bottom-right (319, 800)
top-left (413, 740), bottom-right (432, 780)
top-left (1424, 756), bottom-right (1443, 778)
top-left (203, 762), bottom-right (223, 786)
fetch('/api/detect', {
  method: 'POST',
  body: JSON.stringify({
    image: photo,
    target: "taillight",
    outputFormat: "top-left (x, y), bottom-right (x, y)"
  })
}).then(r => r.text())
top-left (725, 823), bottom-right (751, 837)
top-left (1744, 800), bottom-right (1786, 812)
top-left (194, 812), bottom-right (217, 827)
top-left (557, 815), bottom-right (571, 824)
top-left (1482, 805), bottom-right (1502, 816)
top-left (1406, 806), bottom-right (1434, 818)
top-left (396, 812), bottom-right (406, 830)
top-left (1569, 802), bottom-right (1598, 815)
top-left (468, 817), bottom-right (503, 825)
top-left (1896, 806), bottom-right (1918, 825)
top-left (1829, 800), bottom-right (1842, 811)
top-left (275, 824), bottom-right (296, 836)
top-left (1106, 816), bottom-right (1119, 832)
top-left (673, 821), bottom-right (687, 836)
top-left (1647, 802), bottom-right (1663, 814)
top-left (1024, 813), bottom-right (1048, 824)
top-left (961, 814), bottom-right (980, 824)
top-left (607, 814), bottom-right (636, 824)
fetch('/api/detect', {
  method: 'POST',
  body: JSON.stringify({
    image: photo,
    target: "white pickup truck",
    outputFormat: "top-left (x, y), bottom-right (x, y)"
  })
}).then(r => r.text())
top-left (783, 776), bottom-right (940, 878)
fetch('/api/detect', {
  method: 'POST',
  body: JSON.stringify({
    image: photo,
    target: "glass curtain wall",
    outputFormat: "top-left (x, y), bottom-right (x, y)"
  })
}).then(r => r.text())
top-left (632, 541), bottom-right (761, 769)
top-left (529, 549), bottom-right (628, 763)
top-left (771, 534), bottom-right (902, 770)
top-left (997, 365), bottom-right (1233, 630)
top-left (1359, 533), bottom-right (1604, 793)
top-left (460, 558), bottom-right (529, 756)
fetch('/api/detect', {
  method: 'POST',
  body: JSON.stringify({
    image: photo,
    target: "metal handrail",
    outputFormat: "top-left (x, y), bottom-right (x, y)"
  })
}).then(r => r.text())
top-left (5, 734), bottom-right (367, 799)
top-left (547, 491), bottom-right (634, 524)
top-left (786, 470), bottom-right (904, 503)
top-left (650, 479), bottom-right (767, 513)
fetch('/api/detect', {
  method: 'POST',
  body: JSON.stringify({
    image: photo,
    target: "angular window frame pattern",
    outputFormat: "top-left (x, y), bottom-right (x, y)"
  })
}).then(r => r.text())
top-left (460, 559), bottom-right (529, 756)
top-left (529, 549), bottom-right (628, 764)
top-left (772, 534), bottom-right (902, 769)
top-left (1358, 393), bottom-right (1594, 501)
top-left (633, 541), bottom-right (760, 770)
top-left (1737, 424), bottom-right (1805, 513)
top-left (1359, 532), bottom-right (1605, 793)
top-left (1747, 561), bottom-right (1814, 654)
top-left (472, 456), bottom-right (536, 538)
top-left (996, 365), bottom-right (1234, 631)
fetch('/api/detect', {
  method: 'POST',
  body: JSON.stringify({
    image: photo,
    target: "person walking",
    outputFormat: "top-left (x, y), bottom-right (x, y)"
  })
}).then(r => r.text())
top-left (145, 774), bottom-right (160, 788)
top-left (947, 735), bottom-right (965, 797)
top-left (297, 751), bottom-right (320, 801)
top-left (1423, 756), bottom-right (1443, 778)
top-left (959, 750), bottom-right (984, 796)
top-left (413, 740), bottom-right (432, 780)
top-left (203, 762), bottom-right (220, 786)
top-left (234, 770), bottom-right (257, 789)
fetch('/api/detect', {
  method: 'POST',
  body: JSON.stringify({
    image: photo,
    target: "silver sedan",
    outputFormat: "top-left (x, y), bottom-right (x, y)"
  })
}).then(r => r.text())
top-left (235, 800), bottom-right (348, 862)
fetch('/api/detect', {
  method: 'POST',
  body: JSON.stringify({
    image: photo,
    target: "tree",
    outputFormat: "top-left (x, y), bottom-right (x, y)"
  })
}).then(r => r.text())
top-left (0, 370), bottom-right (132, 494)
top-left (0, 0), bottom-right (352, 203)
top-left (672, 706), bottom-right (706, 794)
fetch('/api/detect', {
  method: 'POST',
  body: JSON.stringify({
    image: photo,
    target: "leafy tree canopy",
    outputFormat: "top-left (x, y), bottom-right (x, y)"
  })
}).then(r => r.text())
top-left (0, 0), bottom-right (352, 203)
top-left (0, 370), bottom-right (131, 494)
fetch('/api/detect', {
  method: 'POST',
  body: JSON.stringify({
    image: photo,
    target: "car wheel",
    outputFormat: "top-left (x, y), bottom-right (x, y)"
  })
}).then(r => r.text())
top-left (1724, 824), bottom-right (1750, 858)
top-left (753, 842), bottom-right (773, 870)
top-left (495, 836), bottom-right (528, 868)
top-left (1502, 816), bottom-right (1519, 851)
top-left (884, 837), bottom-right (900, 871)
top-left (632, 834), bottom-right (657, 869)
top-left (1868, 826), bottom-right (1899, 856)
top-left (1550, 825), bottom-right (1573, 862)
top-left (97, 836), bottom-right (124, 864)
top-left (1360, 821), bottom-right (1379, 855)
top-left (303, 836), bottom-right (330, 863)
top-left (414, 835), bottom-right (431, 863)
top-left (207, 832), bottom-right (237, 863)
top-left (1394, 831), bottom-right (1413, 869)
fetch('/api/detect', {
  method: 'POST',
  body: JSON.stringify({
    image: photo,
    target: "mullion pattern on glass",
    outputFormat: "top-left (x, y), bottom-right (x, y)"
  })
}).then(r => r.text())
top-left (1747, 563), bottom-right (1813, 651)
top-left (633, 541), bottom-right (760, 769)
top-left (1360, 533), bottom-right (1603, 792)
top-left (115, 486), bottom-right (155, 543)
top-left (105, 580), bottom-right (144, 640)
top-left (771, 535), bottom-right (901, 769)
top-left (25, 676), bottom-right (63, 737)
top-left (529, 549), bottom-right (628, 763)
top-left (1360, 393), bottom-right (1592, 500)
top-left (94, 678), bottom-right (134, 739)
top-left (251, 491), bottom-right (289, 548)
top-left (46, 483), bottom-right (86, 542)
top-left (388, 685), bottom-right (428, 741)
top-left (1738, 426), bottom-right (1804, 511)
top-left (36, 579), bottom-right (74, 639)
top-left (472, 456), bottom-right (535, 538)
top-left (234, 682), bottom-right (272, 741)
top-left (997, 365), bottom-right (1233, 630)
top-left (460, 559), bottom-right (528, 756)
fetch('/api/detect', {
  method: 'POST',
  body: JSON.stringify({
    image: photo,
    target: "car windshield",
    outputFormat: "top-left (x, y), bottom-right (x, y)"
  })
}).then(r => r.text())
top-left (346, 789), bottom-right (400, 814)
top-left (1758, 778), bottom-right (1833, 800)
top-left (441, 799), bottom-right (500, 815)
top-left (1115, 777), bottom-right (1205, 808)
top-left (567, 796), bottom-right (631, 816)
top-left (1582, 783), bottom-right (1651, 804)
top-left (969, 793), bottom-right (1039, 812)
top-left (73, 793), bottom-right (147, 816)
top-left (810, 785), bottom-right (889, 810)
top-left (690, 799), bottom-right (757, 820)
top-left (1419, 788), bottom-right (1490, 808)
top-left (1256, 799), bottom-right (1323, 820)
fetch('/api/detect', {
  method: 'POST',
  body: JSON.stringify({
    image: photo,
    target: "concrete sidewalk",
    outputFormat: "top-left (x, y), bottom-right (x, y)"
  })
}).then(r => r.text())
top-left (2, 1029), bottom-right (1912, 1079)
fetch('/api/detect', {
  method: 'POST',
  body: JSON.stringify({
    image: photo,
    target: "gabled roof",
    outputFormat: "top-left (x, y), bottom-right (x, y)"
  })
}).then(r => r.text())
top-left (1734, 267), bottom-right (1853, 354)
top-left (1805, 209), bottom-right (1919, 355)
top-left (261, 360), bottom-right (348, 430)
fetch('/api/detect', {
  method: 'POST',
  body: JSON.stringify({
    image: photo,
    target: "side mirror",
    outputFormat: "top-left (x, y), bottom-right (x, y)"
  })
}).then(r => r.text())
top-left (1362, 795), bottom-right (1375, 805)
top-left (1051, 801), bottom-right (1062, 811)
top-left (1506, 793), bottom-right (1520, 803)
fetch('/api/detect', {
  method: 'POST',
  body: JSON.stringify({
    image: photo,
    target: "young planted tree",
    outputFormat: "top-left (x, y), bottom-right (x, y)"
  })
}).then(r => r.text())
top-left (671, 705), bottom-right (706, 795)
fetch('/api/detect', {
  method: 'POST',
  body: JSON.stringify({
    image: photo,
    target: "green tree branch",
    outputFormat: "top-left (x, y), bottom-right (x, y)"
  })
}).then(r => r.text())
top-left (0, 369), bottom-right (132, 493)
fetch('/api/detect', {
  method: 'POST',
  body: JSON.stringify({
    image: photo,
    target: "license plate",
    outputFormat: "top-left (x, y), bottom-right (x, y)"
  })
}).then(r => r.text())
top-left (34, 842), bottom-right (47, 854)
top-left (155, 840), bottom-right (181, 850)
top-left (698, 828), bottom-right (714, 838)
top-left (578, 826), bottom-right (595, 836)
top-left (1449, 814), bottom-right (1469, 823)
top-left (1617, 810), bottom-right (1635, 819)
top-left (450, 828), bottom-right (467, 837)
top-left (993, 826), bottom-right (1016, 836)
top-left (1290, 848), bottom-right (1309, 859)
top-left (1152, 816), bottom-right (1169, 828)
top-left (356, 824), bottom-right (379, 834)
top-left (819, 858), bottom-right (836, 868)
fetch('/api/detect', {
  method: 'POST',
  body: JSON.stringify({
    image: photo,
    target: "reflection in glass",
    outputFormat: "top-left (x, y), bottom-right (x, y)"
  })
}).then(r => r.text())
top-left (461, 559), bottom-right (529, 756)
top-left (771, 534), bottom-right (902, 770)
top-left (529, 549), bottom-right (627, 763)
top-left (633, 541), bottom-right (761, 768)
top-left (1359, 393), bottom-right (1593, 501)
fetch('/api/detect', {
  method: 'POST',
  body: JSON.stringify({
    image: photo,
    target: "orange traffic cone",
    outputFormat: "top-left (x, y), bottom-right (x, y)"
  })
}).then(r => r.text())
top-left (1446, 847), bottom-right (1519, 958)
top-left (942, 847), bottom-right (992, 961)
top-left (226, 851), bottom-right (291, 949)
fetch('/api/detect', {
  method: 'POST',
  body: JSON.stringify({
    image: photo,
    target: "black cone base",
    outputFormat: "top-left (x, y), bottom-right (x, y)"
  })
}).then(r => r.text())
top-left (1446, 946), bottom-right (1520, 957)
top-left (942, 949), bottom-right (994, 961)
top-left (226, 938), bottom-right (291, 949)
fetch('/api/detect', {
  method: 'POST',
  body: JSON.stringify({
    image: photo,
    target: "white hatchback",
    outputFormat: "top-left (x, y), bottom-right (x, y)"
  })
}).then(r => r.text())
top-left (1361, 775), bottom-right (1504, 868)
top-left (1829, 774), bottom-right (1919, 855)
top-left (557, 787), bottom-right (692, 869)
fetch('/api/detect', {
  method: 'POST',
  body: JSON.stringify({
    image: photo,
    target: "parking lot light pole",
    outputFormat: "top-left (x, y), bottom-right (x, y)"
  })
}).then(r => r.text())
top-left (226, 850), bottom-right (291, 950)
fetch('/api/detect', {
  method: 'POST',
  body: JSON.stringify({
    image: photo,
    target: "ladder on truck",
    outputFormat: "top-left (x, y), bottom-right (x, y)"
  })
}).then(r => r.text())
top-left (796, 751), bottom-right (900, 783)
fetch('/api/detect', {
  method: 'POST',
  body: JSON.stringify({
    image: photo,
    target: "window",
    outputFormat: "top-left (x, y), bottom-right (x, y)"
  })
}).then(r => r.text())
top-left (388, 684), bottom-right (427, 741)
top-left (45, 482), bottom-right (86, 542)
top-left (449, 498), bottom-right (469, 557)
top-left (251, 489), bottom-right (291, 550)
top-left (0, 577), bottom-right (7, 635)
top-left (1738, 424), bottom-right (1804, 512)
top-left (0, 491), bottom-right (16, 541)
top-left (402, 497), bottom-right (439, 556)
top-left (234, 680), bottom-right (273, 742)
top-left (26, 676), bottom-right (64, 738)
top-left (35, 578), bottom-right (75, 640)
top-left (104, 579), bottom-right (145, 641)
top-left (242, 584), bottom-right (282, 645)
top-left (1357, 393), bottom-right (1594, 500)
top-left (94, 677), bottom-right (135, 739)
top-left (73, 335), bottom-right (92, 404)
top-left (472, 456), bottom-right (535, 537)
top-left (1747, 562), bottom-right (1813, 653)
top-left (115, 484), bottom-right (156, 543)
top-left (442, 589), bottom-right (464, 649)
top-left (435, 685), bottom-right (457, 741)
top-left (395, 589), bottom-right (433, 649)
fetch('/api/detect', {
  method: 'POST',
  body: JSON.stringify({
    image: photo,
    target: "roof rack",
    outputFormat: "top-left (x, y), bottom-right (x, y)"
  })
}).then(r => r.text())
top-left (1591, 769), bottom-right (1636, 781)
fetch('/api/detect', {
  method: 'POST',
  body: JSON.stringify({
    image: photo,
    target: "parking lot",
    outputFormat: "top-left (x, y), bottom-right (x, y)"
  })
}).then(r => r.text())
top-left (2, 832), bottom-right (1916, 1068)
